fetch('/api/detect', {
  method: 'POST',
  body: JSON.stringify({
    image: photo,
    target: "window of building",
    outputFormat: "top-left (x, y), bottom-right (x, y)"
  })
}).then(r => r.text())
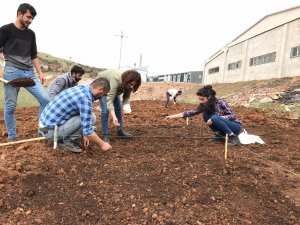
top-left (291, 46), bottom-right (300, 58)
top-left (249, 52), bottom-right (276, 66)
top-left (228, 60), bottom-right (241, 70)
top-left (208, 67), bottom-right (219, 74)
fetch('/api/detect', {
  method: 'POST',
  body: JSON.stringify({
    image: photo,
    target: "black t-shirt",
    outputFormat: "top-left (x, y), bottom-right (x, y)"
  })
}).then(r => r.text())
top-left (0, 23), bottom-right (37, 70)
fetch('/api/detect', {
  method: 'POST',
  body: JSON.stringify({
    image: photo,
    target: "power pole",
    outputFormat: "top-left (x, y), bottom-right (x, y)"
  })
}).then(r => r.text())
top-left (116, 31), bottom-right (127, 68)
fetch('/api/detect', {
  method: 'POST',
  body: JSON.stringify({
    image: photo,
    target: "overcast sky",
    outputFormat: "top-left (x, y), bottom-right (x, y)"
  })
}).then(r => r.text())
top-left (1, 0), bottom-right (300, 75)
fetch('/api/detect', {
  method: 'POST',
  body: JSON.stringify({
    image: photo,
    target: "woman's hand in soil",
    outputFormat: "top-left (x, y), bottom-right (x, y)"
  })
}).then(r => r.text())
top-left (164, 115), bottom-right (175, 120)
top-left (206, 118), bottom-right (212, 125)
top-left (101, 142), bottom-right (112, 151)
top-left (112, 116), bottom-right (120, 127)
top-left (164, 112), bottom-right (184, 120)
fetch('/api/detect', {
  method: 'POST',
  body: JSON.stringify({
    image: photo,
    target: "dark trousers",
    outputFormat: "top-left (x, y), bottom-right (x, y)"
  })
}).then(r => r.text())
top-left (165, 92), bottom-right (171, 107)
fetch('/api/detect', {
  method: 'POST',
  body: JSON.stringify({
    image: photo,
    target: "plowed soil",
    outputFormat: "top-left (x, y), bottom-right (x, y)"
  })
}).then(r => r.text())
top-left (0, 100), bottom-right (299, 225)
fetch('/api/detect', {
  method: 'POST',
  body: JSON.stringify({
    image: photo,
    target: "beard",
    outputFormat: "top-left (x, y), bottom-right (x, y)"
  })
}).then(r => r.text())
top-left (20, 20), bottom-right (29, 29)
top-left (94, 94), bottom-right (102, 100)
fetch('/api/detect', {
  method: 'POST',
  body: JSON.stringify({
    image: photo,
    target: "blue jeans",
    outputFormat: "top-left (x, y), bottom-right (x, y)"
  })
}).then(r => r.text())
top-left (203, 114), bottom-right (242, 136)
top-left (40, 114), bottom-right (96, 141)
top-left (4, 66), bottom-right (50, 138)
top-left (99, 95), bottom-right (123, 136)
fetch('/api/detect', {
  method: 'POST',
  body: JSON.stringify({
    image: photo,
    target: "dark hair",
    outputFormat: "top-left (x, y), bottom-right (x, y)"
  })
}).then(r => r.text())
top-left (90, 78), bottom-right (110, 92)
top-left (71, 65), bottom-right (85, 75)
top-left (121, 70), bottom-right (141, 92)
top-left (177, 90), bottom-right (182, 95)
top-left (196, 85), bottom-right (216, 97)
top-left (17, 3), bottom-right (37, 17)
top-left (196, 85), bottom-right (217, 114)
top-left (0, 48), bottom-right (3, 53)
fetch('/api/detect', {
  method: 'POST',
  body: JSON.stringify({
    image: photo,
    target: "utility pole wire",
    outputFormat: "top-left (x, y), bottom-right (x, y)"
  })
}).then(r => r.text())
top-left (116, 31), bottom-right (128, 68)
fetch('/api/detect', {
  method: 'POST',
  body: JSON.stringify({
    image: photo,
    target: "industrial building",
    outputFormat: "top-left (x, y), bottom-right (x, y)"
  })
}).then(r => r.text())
top-left (147, 71), bottom-right (203, 83)
top-left (203, 5), bottom-right (300, 84)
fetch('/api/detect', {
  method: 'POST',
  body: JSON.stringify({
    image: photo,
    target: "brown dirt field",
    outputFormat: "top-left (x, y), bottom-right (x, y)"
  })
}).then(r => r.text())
top-left (0, 100), bottom-right (299, 225)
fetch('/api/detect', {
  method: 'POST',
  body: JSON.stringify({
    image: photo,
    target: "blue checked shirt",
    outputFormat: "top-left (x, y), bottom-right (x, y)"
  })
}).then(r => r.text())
top-left (40, 85), bottom-right (95, 136)
top-left (183, 98), bottom-right (241, 123)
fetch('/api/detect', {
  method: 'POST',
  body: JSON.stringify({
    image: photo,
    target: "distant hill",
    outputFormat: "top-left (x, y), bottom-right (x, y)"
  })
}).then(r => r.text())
top-left (38, 52), bottom-right (106, 77)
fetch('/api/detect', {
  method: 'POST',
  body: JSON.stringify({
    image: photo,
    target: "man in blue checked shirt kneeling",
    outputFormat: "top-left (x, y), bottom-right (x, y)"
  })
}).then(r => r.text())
top-left (39, 77), bottom-right (112, 153)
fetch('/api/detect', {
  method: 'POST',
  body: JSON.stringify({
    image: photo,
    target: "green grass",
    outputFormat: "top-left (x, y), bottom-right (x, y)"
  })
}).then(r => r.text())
top-left (0, 84), bottom-right (39, 108)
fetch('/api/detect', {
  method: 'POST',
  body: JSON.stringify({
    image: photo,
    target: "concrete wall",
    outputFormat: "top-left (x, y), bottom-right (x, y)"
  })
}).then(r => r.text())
top-left (244, 26), bottom-right (283, 81)
top-left (204, 52), bottom-right (224, 84)
top-left (223, 42), bottom-right (246, 83)
top-left (230, 6), bottom-right (300, 47)
top-left (283, 19), bottom-right (300, 77)
top-left (190, 71), bottom-right (203, 83)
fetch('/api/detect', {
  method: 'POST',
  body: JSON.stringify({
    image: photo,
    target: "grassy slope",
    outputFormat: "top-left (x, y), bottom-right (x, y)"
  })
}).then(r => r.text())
top-left (38, 52), bottom-right (106, 77)
top-left (0, 85), bottom-right (39, 108)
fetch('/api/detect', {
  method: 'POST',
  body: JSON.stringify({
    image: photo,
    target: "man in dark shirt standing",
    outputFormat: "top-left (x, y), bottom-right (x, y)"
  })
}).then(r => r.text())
top-left (0, 3), bottom-right (50, 142)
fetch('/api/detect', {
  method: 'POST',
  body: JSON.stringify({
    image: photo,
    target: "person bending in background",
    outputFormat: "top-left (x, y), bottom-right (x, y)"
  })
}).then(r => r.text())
top-left (39, 78), bottom-right (112, 153)
top-left (97, 69), bottom-right (141, 143)
top-left (165, 89), bottom-right (182, 108)
top-left (164, 85), bottom-right (242, 146)
top-left (48, 65), bottom-right (85, 99)
top-left (0, 3), bottom-right (50, 142)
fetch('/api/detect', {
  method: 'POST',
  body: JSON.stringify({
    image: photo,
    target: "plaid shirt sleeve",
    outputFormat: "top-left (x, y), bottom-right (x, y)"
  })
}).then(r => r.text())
top-left (77, 98), bottom-right (94, 136)
top-left (216, 99), bottom-right (237, 121)
top-left (183, 108), bottom-right (202, 118)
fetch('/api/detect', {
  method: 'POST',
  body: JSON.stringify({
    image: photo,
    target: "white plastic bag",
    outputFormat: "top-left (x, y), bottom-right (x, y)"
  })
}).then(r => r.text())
top-left (123, 104), bottom-right (132, 113)
top-left (238, 129), bottom-right (265, 145)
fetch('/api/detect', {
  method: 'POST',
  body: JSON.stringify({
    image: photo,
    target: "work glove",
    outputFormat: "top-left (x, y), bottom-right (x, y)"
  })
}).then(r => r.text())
top-left (123, 104), bottom-right (132, 114)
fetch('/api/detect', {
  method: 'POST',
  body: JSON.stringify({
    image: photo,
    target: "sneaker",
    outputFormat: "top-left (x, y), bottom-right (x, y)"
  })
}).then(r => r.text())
top-left (117, 130), bottom-right (133, 139)
top-left (227, 135), bottom-right (240, 146)
top-left (103, 135), bottom-right (110, 143)
top-left (60, 140), bottom-right (83, 153)
top-left (37, 130), bottom-right (44, 137)
top-left (211, 132), bottom-right (225, 143)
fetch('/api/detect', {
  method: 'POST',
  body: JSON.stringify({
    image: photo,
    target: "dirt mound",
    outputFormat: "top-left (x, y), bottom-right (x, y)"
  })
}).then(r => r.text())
top-left (0, 101), bottom-right (299, 224)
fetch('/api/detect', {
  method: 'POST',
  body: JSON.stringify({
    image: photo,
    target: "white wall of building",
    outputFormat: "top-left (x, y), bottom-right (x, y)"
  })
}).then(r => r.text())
top-left (283, 19), bottom-right (300, 77)
top-left (203, 6), bottom-right (300, 84)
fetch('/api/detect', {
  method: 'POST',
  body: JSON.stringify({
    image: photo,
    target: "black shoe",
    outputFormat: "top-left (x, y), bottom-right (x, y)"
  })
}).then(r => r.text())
top-left (117, 130), bottom-right (133, 139)
top-left (103, 135), bottom-right (110, 143)
top-left (211, 132), bottom-right (225, 143)
top-left (60, 140), bottom-right (83, 153)
top-left (37, 130), bottom-right (44, 137)
top-left (227, 135), bottom-right (240, 146)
